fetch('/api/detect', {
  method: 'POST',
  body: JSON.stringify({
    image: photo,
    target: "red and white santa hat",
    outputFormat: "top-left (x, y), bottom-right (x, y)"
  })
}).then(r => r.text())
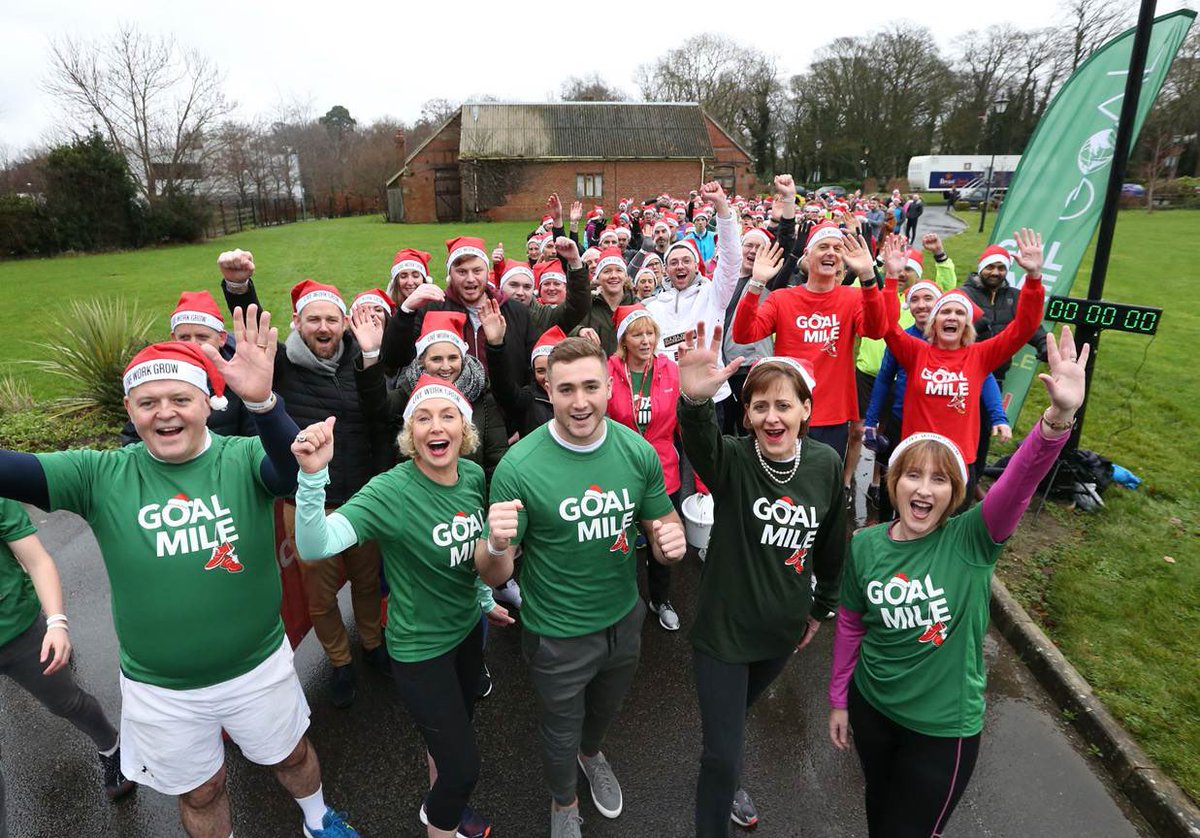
top-left (597, 226), bottom-right (620, 245)
top-left (977, 244), bottom-right (1012, 273)
top-left (445, 236), bottom-right (489, 272)
top-left (905, 248), bottom-right (925, 278)
top-left (595, 247), bottom-right (627, 276)
top-left (415, 311), bottom-right (469, 358)
top-left (540, 214), bottom-right (555, 228)
top-left (804, 221), bottom-right (843, 251)
top-left (664, 237), bottom-right (702, 267)
top-left (391, 248), bottom-right (431, 282)
top-left (123, 341), bottom-right (229, 411)
top-left (531, 325), bottom-right (566, 362)
top-left (291, 279), bottom-right (346, 315)
top-left (534, 260), bottom-right (567, 289)
top-left (888, 432), bottom-right (968, 484)
top-left (499, 260), bottom-right (535, 288)
top-left (693, 205), bottom-right (713, 221)
top-left (742, 228), bottom-right (774, 248)
top-left (613, 303), bottom-right (655, 342)
top-left (929, 288), bottom-right (983, 322)
top-left (402, 373), bottom-right (473, 423)
top-left (905, 280), bottom-right (941, 305)
top-left (586, 207), bottom-right (605, 221)
top-left (169, 290), bottom-right (225, 334)
top-left (351, 288), bottom-right (396, 315)
top-left (652, 218), bottom-right (671, 233)
top-left (750, 356), bottom-right (816, 394)
top-left (634, 265), bottom-right (658, 283)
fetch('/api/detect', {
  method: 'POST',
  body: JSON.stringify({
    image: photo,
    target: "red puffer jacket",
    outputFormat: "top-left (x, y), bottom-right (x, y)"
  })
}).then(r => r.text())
top-left (607, 353), bottom-right (681, 494)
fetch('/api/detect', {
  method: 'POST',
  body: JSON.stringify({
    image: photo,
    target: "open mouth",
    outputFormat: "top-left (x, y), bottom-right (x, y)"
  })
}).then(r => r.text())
top-left (763, 427), bottom-right (786, 443)
top-left (570, 411), bottom-right (592, 424)
top-left (155, 426), bottom-right (184, 438)
top-left (427, 439), bottom-right (450, 457)
top-left (820, 257), bottom-right (837, 269)
top-left (909, 499), bottom-right (933, 520)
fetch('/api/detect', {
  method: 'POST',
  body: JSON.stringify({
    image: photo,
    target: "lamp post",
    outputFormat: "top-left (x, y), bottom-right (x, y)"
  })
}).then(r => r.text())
top-left (814, 138), bottom-right (823, 184)
top-left (978, 95), bottom-right (1009, 234)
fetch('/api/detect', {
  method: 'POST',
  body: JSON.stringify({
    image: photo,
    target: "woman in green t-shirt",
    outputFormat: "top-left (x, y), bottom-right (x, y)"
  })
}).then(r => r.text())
top-left (291, 375), bottom-right (520, 838)
top-left (676, 323), bottom-right (846, 836)
top-left (828, 326), bottom-right (1088, 837)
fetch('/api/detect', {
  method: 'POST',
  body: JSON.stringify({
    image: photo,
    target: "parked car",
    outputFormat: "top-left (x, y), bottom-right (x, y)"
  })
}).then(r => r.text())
top-left (814, 185), bottom-right (847, 200)
top-left (959, 179), bottom-right (1006, 208)
top-left (1121, 183), bottom-right (1146, 197)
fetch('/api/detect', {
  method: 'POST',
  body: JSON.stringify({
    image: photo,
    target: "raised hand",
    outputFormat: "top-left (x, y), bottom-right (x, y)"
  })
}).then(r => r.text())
top-left (1013, 227), bottom-right (1044, 277)
top-left (922, 232), bottom-right (944, 256)
top-left (349, 306), bottom-right (383, 355)
top-left (651, 519), bottom-right (687, 562)
top-left (404, 283), bottom-right (445, 311)
top-left (487, 499), bottom-right (523, 551)
top-left (546, 193), bottom-right (563, 225)
top-left (773, 174), bottom-right (796, 201)
top-left (201, 304), bottom-right (275, 403)
top-left (217, 249), bottom-right (255, 283)
top-left (577, 327), bottom-right (602, 347)
top-left (699, 181), bottom-right (729, 216)
top-left (842, 233), bottom-right (874, 278)
top-left (1038, 324), bottom-right (1089, 422)
top-left (991, 423), bottom-right (1013, 444)
top-left (677, 322), bottom-right (742, 401)
top-left (480, 298), bottom-right (507, 345)
top-left (291, 416), bottom-right (336, 474)
top-left (491, 243), bottom-right (505, 265)
top-left (881, 233), bottom-right (909, 278)
top-left (554, 236), bottom-right (582, 268)
top-left (752, 242), bottom-right (784, 285)
top-left (569, 200), bottom-right (583, 224)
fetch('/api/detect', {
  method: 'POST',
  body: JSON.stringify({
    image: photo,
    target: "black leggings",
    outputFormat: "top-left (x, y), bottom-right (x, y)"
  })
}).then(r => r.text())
top-left (809, 422), bottom-right (850, 461)
top-left (391, 621), bottom-right (484, 832)
top-left (848, 681), bottom-right (980, 838)
top-left (693, 648), bottom-right (793, 838)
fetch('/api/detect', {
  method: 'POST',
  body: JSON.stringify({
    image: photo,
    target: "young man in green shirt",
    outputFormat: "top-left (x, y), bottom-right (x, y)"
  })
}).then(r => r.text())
top-left (489, 337), bottom-right (687, 838)
top-left (0, 309), bottom-right (358, 838)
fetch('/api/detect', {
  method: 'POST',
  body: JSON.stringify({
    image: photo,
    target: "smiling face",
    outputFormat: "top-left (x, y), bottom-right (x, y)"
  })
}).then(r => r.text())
top-left (805, 237), bottom-right (845, 286)
top-left (539, 277), bottom-right (566, 305)
top-left (420, 341), bottom-right (464, 382)
top-left (532, 355), bottom-right (549, 391)
top-left (391, 268), bottom-right (425, 302)
top-left (931, 301), bottom-right (970, 349)
top-left (449, 255), bottom-right (489, 306)
top-left (907, 288), bottom-right (938, 330)
top-left (293, 301), bottom-right (347, 359)
top-left (526, 239), bottom-right (541, 260)
top-left (740, 236), bottom-right (764, 274)
top-left (125, 380), bottom-right (211, 462)
top-left (743, 372), bottom-right (812, 460)
top-left (666, 248), bottom-right (697, 291)
top-left (597, 263), bottom-right (627, 297)
top-left (547, 354), bottom-right (611, 445)
top-left (502, 273), bottom-right (535, 305)
top-left (409, 398), bottom-right (463, 472)
top-left (888, 444), bottom-right (964, 540)
top-left (619, 318), bottom-right (658, 366)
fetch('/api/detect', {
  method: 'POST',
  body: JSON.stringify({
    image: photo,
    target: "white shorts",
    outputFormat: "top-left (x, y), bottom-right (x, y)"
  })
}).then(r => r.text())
top-left (119, 637), bottom-right (311, 795)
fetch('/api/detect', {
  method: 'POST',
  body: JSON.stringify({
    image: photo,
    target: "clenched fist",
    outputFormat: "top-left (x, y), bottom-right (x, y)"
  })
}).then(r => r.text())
top-left (218, 249), bottom-right (255, 283)
top-left (487, 499), bottom-right (524, 549)
top-left (652, 519), bottom-right (687, 562)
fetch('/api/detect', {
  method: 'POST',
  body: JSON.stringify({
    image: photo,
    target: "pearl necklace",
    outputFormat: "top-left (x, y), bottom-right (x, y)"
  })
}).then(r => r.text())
top-left (755, 438), bottom-right (802, 484)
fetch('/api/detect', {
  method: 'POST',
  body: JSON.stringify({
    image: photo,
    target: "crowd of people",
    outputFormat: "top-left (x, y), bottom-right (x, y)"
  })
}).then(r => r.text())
top-left (0, 174), bottom-right (1087, 838)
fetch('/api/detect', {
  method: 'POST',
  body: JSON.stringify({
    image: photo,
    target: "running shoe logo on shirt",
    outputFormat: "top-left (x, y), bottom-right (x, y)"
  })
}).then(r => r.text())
top-left (918, 621), bottom-right (948, 646)
top-left (559, 485), bottom-right (636, 549)
top-left (784, 547), bottom-right (807, 573)
top-left (204, 542), bottom-right (244, 574)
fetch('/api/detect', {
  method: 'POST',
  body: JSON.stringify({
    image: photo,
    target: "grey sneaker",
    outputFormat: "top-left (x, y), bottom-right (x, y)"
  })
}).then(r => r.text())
top-left (731, 788), bottom-right (759, 828)
top-left (650, 600), bottom-right (680, 631)
top-left (550, 803), bottom-right (584, 838)
top-left (577, 751), bottom-right (623, 818)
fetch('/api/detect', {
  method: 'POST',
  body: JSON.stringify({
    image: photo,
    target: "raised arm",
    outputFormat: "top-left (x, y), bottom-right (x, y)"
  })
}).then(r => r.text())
top-left (676, 323), bottom-right (744, 488)
top-left (731, 244), bottom-right (785, 344)
top-left (704, 182), bottom-right (742, 313)
top-left (0, 452), bottom-right (49, 508)
top-left (977, 229), bottom-right (1047, 372)
top-left (290, 418), bottom-right (360, 560)
top-left (217, 249), bottom-right (265, 326)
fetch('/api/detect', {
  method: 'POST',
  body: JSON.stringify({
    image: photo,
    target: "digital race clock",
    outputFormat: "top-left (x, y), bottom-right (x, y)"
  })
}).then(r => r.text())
top-left (1044, 296), bottom-right (1162, 335)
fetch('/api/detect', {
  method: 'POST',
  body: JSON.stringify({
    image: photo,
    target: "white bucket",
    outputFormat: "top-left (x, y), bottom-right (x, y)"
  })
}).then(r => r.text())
top-left (681, 492), bottom-right (714, 557)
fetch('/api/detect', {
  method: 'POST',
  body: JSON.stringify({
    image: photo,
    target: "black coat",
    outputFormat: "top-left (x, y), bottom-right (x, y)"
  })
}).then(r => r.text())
top-left (485, 342), bottom-right (554, 438)
top-left (962, 273), bottom-right (1048, 382)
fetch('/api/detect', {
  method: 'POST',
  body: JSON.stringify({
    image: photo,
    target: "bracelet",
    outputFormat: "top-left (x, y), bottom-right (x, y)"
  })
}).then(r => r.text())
top-left (1041, 410), bottom-right (1075, 432)
top-left (361, 349), bottom-right (380, 359)
top-left (46, 622), bottom-right (69, 632)
top-left (934, 252), bottom-right (948, 262)
top-left (486, 539), bottom-right (508, 557)
top-left (680, 392), bottom-right (708, 406)
top-left (45, 613), bottom-right (68, 625)
top-left (224, 278), bottom-right (252, 293)
top-left (747, 280), bottom-right (765, 292)
top-left (243, 392), bottom-right (277, 413)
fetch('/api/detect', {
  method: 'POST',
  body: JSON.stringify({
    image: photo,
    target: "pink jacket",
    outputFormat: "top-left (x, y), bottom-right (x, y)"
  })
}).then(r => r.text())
top-left (607, 353), bottom-right (681, 494)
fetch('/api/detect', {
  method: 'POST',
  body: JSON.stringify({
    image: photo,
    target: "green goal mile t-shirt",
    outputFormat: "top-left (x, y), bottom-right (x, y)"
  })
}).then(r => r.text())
top-left (0, 499), bottom-right (41, 648)
top-left (489, 419), bottom-right (673, 638)
top-left (338, 459), bottom-right (486, 663)
top-left (842, 505), bottom-right (1003, 737)
top-left (36, 436), bottom-right (285, 690)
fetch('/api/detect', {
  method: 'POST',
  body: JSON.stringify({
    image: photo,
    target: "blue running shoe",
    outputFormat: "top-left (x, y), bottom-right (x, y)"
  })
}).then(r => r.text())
top-left (303, 807), bottom-right (359, 837)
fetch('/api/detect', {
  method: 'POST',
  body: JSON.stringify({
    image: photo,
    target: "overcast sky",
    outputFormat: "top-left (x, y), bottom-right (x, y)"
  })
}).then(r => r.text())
top-left (1, 0), bottom-right (1189, 154)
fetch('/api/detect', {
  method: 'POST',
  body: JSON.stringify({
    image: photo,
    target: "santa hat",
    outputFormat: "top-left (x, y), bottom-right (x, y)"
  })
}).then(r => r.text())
top-left (652, 219), bottom-right (671, 233)
top-left (123, 341), bottom-right (228, 411)
top-left (663, 213), bottom-right (680, 227)
top-left (541, 214), bottom-right (555, 228)
top-left (580, 247), bottom-right (602, 263)
top-left (391, 249), bottom-right (431, 281)
top-left (929, 288), bottom-right (983, 322)
top-left (804, 221), bottom-right (843, 251)
top-left (291, 279), bottom-right (346, 315)
top-left (402, 374), bottom-right (473, 423)
top-left (534, 260), bottom-right (567, 289)
top-left (750, 356), bottom-right (816, 395)
top-left (595, 247), bottom-right (627, 277)
top-left (351, 289), bottom-right (396, 315)
top-left (693, 206), bottom-right (713, 221)
top-left (586, 207), bottom-right (604, 221)
top-left (531, 325), bottom-right (566, 362)
top-left (634, 265), bottom-right (658, 283)
top-left (905, 280), bottom-right (941, 305)
top-left (499, 260), bottom-right (535, 288)
top-left (415, 311), bottom-right (469, 358)
top-left (742, 228), bottom-right (774, 248)
top-left (664, 237), bottom-right (702, 267)
top-left (445, 236), bottom-right (489, 272)
top-left (804, 203), bottom-right (824, 215)
top-left (905, 248), bottom-right (925, 278)
top-left (613, 303), bottom-right (655, 342)
top-left (169, 291), bottom-right (225, 334)
top-left (598, 226), bottom-right (620, 243)
top-left (977, 244), bottom-right (1012, 273)
top-left (889, 432), bottom-right (968, 484)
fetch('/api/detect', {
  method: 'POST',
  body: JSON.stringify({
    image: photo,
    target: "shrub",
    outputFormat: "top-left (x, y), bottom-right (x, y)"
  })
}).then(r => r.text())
top-left (25, 298), bottom-right (155, 420)
top-left (0, 407), bottom-right (120, 453)
top-left (43, 131), bottom-right (142, 252)
top-left (0, 195), bottom-right (57, 258)
top-left (143, 192), bottom-right (210, 243)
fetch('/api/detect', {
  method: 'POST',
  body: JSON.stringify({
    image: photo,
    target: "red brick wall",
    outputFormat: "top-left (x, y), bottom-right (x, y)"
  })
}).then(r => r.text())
top-left (397, 114), bottom-right (462, 223)
top-left (705, 115), bottom-right (757, 197)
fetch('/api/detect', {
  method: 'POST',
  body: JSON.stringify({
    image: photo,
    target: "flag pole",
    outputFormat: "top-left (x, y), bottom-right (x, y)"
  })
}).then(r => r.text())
top-left (1069, 0), bottom-right (1158, 450)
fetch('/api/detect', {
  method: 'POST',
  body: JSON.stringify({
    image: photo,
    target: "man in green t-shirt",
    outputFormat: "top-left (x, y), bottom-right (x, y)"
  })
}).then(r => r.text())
top-left (490, 337), bottom-right (686, 838)
top-left (0, 309), bottom-right (358, 838)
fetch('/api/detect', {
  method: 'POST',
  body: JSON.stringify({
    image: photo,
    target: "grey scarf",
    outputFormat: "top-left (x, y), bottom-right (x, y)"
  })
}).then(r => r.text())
top-left (399, 351), bottom-right (486, 402)
top-left (285, 329), bottom-right (344, 375)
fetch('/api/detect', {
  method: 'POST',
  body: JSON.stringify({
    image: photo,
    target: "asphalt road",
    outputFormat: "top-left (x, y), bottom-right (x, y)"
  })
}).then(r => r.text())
top-left (0, 507), bottom-right (1150, 838)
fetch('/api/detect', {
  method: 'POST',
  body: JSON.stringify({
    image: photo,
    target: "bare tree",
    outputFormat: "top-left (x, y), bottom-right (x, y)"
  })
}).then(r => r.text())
top-left (1058, 0), bottom-right (1132, 71)
top-left (44, 25), bottom-right (233, 204)
top-left (561, 74), bottom-right (629, 102)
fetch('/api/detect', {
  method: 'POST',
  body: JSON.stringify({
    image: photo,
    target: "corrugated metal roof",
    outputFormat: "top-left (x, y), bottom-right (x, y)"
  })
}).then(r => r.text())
top-left (457, 103), bottom-right (715, 160)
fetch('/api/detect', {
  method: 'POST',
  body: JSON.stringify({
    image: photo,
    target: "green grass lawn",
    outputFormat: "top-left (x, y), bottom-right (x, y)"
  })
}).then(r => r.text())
top-left (943, 208), bottom-right (1200, 803)
top-left (1, 209), bottom-right (1197, 801)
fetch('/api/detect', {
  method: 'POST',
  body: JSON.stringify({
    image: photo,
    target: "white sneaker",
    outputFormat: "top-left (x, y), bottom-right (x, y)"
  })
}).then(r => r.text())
top-left (650, 600), bottom-right (680, 631)
top-left (494, 577), bottom-right (522, 609)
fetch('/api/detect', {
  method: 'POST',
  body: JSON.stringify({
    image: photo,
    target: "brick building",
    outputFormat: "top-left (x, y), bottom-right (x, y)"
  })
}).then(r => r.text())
top-left (386, 102), bottom-right (755, 223)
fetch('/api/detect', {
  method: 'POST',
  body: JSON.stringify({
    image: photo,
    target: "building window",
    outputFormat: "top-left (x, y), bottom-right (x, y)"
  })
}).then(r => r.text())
top-left (713, 166), bottom-right (735, 192)
top-left (577, 173), bottom-right (603, 198)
